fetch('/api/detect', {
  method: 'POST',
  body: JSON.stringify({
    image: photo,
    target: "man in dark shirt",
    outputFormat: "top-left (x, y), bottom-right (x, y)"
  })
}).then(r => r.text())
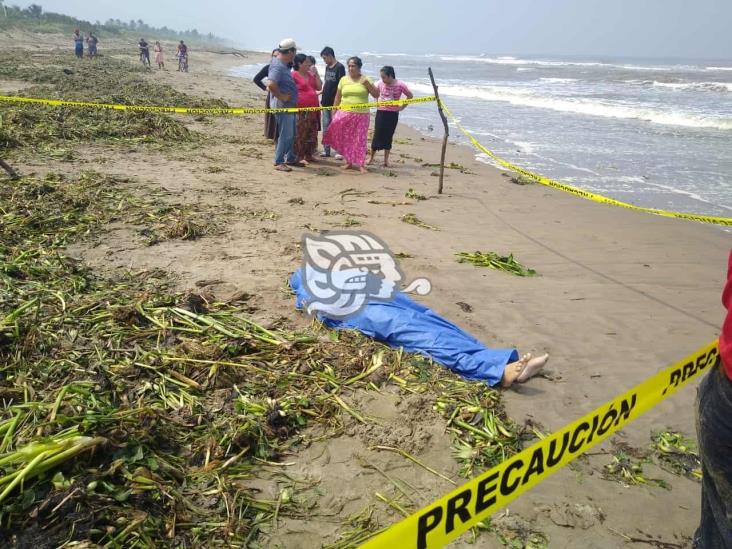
top-left (319, 46), bottom-right (346, 158)
top-left (139, 38), bottom-right (150, 67)
top-left (267, 38), bottom-right (302, 171)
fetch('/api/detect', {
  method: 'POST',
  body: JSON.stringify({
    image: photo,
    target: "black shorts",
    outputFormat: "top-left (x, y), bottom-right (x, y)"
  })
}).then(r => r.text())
top-left (371, 110), bottom-right (399, 151)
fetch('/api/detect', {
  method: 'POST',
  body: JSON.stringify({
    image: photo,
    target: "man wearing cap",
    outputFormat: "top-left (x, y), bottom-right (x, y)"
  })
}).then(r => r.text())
top-left (267, 38), bottom-right (303, 172)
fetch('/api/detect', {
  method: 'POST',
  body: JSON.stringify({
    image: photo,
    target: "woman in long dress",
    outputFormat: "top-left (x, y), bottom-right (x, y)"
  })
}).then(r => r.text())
top-left (291, 54), bottom-right (322, 163)
top-left (322, 56), bottom-right (379, 174)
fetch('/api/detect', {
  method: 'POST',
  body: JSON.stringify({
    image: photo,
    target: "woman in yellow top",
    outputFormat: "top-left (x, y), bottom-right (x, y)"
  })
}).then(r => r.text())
top-left (322, 56), bottom-right (379, 173)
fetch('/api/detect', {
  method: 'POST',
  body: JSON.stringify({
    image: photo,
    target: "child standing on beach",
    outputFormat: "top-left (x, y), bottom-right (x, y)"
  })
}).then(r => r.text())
top-left (154, 41), bottom-right (165, 70)
top-left (368, 66), bottom-right (413, 168)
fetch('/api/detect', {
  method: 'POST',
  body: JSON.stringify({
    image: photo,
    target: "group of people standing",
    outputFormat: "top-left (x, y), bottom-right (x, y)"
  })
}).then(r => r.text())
top-left (138, 39), bottom-right (189, 71)
top-left (72, 30), bottom-right (187, 72)
top-left (256, 38), bottom-right (413, 173)
top-left (73, 29), bottom-right (98, 59)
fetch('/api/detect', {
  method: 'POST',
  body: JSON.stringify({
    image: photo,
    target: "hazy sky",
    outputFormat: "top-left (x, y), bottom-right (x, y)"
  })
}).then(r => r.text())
top-left (12, 0), bottom-right (732, 59)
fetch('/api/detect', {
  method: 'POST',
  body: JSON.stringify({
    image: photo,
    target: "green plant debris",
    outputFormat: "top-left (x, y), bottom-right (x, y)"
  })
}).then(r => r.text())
top-left (434, 388), bottom-right (525, 477)
top-left (482, 515), bottom-right (550, 549)
top-left (205, 165), bottom-right (225, 173)
top-left (651, 431), bottom-right (702, 480)
top-left (423, 162), bottom-right (473, 174)
top-left (324, 209), bottom-right (367, 218)
top-left (405, 188), bottom-right (427, 201)
top-left (338, 218), bottom-right (362, 227)
top-left (0, 50), bottom-right (231, 157)
top-left (401, 213), bottom-right (438, 231)
top-left (0, 168), bottom-right (522, 546)
top-left (510, 174), bottom-right (535, 186)
top-left (367, 200), bottom-right (413, 206)
top-left (602, 452), bottom-right (668, 489)
top-left (456, 251), bottom-right (537, 277)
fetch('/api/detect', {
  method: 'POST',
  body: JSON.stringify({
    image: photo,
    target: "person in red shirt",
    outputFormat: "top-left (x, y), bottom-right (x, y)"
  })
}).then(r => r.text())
top-left (291, 53), bottom-right (322, 164)
top-left (694, 249), bottom-right (732, 548)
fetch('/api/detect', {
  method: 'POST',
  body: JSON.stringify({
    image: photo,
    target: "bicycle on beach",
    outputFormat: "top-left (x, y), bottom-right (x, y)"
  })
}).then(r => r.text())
top-left (177, 54), bottom-right (188, 73)
top-left (139, 50), bottom-right (151, 68)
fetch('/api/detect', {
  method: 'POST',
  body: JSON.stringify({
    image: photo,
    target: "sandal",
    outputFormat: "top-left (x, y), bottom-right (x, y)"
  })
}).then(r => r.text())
top-left (274, 164), bottom-right (292, 172)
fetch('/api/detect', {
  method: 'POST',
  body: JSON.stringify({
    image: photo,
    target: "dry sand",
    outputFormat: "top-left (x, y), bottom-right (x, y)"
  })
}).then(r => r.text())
top-left (3, 32), bottom-right (731, 548)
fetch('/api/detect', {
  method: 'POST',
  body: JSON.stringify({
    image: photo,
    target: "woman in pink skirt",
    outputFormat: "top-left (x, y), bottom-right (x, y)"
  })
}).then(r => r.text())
top-left (322, 56), bottom-right (379, 174)
top-left (154, 41), bottom-right (165, 70)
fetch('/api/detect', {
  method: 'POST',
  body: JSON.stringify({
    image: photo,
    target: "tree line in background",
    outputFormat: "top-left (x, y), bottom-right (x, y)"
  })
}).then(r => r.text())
top-left (0, 3), bottom-right (230, 45)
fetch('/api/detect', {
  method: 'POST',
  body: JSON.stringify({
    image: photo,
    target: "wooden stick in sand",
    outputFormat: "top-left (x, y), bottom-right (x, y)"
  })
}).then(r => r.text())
top-left (0, 158), bottom-right (19, 179)
top-left (428, 67), bottom-right (449, 194)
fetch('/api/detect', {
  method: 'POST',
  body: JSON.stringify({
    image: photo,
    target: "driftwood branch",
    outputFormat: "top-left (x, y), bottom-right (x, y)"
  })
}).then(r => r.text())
top-left (205, 50), bottom-right (248, 58)
top-left (0, 158), bottom-right (19, 179)
top-left (428, 67), bottom-right (449, 194)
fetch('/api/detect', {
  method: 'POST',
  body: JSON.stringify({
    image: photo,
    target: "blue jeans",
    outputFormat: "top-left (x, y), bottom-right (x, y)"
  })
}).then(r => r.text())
top-left (274, 112), bottom-right (296, 165)
top-left (321, 108), bottom-right (333, 155)
top-left (694, 364), bottom-right (732, 548)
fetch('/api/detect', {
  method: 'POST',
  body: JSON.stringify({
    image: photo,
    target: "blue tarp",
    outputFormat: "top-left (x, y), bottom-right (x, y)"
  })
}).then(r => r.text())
top-left (290, 270), bottom-right (518, 386)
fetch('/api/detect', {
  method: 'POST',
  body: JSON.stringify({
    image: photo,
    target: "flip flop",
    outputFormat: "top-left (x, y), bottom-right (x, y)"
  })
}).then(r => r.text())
top-left (274, 164), bottom-right (292, 172)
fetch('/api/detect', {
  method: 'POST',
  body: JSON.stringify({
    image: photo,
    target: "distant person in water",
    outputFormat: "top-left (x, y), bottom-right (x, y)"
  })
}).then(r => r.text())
top-left (86, 32), bottom-right (98, 59)
top-left (368, 66), bottom-right (413, 167)
top-left (73, 29), bottom-right (84, 59)
top-left (154, 41), bottom-right (165, 69)
top-left (253, 49), bottom-right (279, 141)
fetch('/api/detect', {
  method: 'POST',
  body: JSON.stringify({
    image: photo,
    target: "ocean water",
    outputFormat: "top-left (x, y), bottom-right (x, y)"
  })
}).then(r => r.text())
top-left (230, 53), bottom-right (732, 218)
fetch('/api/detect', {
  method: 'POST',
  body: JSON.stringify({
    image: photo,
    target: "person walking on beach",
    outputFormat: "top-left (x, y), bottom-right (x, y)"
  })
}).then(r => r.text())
top-left (319, 47), bottom-right (346, 158)
top-left (86, 32), bottom-right (98, 59)
top-left (322, 56), bottom-right (379, 174)
top-left (368, 66), bottom-right (413, 167)
top-left (139, 38), bottom-right (151, 67)
top-left (267, 38), bottom-right (303, 172)
top-left (253, 49), bottom-right (279, 141)
top-left (292, 53), bottom-right (322, 164)
top-left (73, 29), bottom-right (84, 59)
top-left (694, 249), bottom-right (732, 548)
top-left (154, 41), bottom-right (165, 70)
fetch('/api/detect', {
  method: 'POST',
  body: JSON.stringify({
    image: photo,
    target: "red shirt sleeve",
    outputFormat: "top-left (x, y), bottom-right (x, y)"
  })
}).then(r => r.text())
top-left (720, 249), bottom-right (732, 380)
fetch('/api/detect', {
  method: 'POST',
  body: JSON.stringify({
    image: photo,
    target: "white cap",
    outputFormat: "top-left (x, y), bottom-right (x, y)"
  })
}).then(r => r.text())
top-left (278, 38), bottom-right (297, 51)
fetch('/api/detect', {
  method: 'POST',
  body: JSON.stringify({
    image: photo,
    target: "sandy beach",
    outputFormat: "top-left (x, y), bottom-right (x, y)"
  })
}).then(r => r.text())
top-left (2, 30), bottom-right (730, 549)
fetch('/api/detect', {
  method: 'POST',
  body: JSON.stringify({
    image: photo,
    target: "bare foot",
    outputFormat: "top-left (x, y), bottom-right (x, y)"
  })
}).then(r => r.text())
top-left (516, 353), bottom-right (549, 383)
top-left (501, 353), bottom-right (549, 387)
top-left (341, 163), bottom-right (353, 170)
top-left (501, 353), bottom-right (531, 387)
top-left (367, 157), bottom-right (375, 165)
top-left (383, 162), bottom-right (390, 168)
top-left (358, 166), bottom-right (368, 174)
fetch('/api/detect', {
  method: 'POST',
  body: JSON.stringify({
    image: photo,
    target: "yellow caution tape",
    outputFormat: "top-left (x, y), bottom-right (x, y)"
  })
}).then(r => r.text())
top-left (361, 339), bottom-right (719, 549)
top-left (0, 94), bottom-right (435, 115)
top-left (439, 101), bottom-right (732, 227)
